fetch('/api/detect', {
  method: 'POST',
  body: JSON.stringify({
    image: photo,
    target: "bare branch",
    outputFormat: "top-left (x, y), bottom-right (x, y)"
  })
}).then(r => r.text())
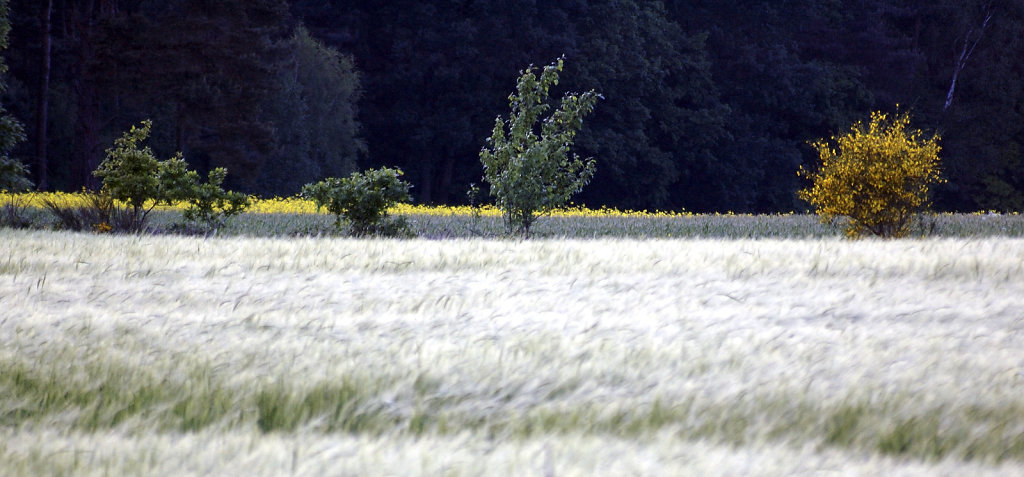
top-left (944, 9), bottom-right (995, 112)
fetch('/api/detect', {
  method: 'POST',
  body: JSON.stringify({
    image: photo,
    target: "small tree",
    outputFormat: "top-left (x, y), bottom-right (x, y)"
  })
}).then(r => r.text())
top-left (158, 158), bottom-right (250, 232)
top-left (480, 57), bottom-right (600, 238)
top-left (94, 120), bottom-right (249, 233)
top-left (302, 167), bottom-right (412, 236)
top-left (181, 168), bottom-right (251, 231)
top-left (93, 120), bottom-right (166, 231)
top-left (798, 111), bottom-right (942, 238)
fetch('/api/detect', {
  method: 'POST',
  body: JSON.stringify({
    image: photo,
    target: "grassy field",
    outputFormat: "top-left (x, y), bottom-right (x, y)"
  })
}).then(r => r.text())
top-left (2, 229), bottom-right (1023, 475)
top-left (6, 191), bottom-right (1024, 238)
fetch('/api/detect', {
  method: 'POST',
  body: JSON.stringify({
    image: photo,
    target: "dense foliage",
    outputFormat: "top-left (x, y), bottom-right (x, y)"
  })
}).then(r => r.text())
top-left (178, 167), bottom-right (251, 232)
top-left (94, 120), bottom-right (249, 232)
top-left (301, 167), bottom-right (412, 236)
top-left (3, 0), bottom-right (1024, 212)
top-left (480, 58), bottom-right (599, 237)
top-left (93, 120), bottom-right (177, 230)
top-left (800, 112), bottom-right (943, 238)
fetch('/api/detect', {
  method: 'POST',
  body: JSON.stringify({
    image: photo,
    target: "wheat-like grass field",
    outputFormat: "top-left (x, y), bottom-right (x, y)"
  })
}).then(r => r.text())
top-left (2, 229), bottom-right (1023, 475)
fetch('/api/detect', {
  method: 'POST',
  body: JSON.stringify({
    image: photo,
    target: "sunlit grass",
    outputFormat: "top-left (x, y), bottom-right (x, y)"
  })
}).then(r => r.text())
top-left (2, 230), bottom-right (1023, 475)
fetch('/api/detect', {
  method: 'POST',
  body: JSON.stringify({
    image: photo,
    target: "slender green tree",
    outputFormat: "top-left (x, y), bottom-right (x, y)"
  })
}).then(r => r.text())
top-left (480, 58), bottom-right (600, 237)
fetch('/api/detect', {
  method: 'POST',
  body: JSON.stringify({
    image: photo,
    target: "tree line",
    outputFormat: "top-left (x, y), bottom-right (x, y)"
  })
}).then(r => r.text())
top-left (4, 0), bottom-right (1023, 212)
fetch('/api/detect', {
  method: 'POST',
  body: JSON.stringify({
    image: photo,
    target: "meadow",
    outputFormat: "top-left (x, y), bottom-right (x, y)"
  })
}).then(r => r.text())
top-left (4, 191), bottom-right (1024, 239)
top-left (2, 228), bottom-right (1023, 476)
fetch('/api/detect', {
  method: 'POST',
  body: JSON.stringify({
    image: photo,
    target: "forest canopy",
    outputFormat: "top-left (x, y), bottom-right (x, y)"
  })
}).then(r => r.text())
top-left (4, 0), bottom-right (1023, 212)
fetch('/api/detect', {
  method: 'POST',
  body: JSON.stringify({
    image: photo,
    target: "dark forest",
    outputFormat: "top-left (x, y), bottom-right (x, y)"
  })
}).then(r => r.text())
top-left (4, 0), bottom-right (1023, 212)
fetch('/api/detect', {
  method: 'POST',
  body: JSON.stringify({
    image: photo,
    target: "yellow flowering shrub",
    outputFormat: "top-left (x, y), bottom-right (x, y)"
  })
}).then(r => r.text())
top-left (799, 112), bottom-right (942, 238)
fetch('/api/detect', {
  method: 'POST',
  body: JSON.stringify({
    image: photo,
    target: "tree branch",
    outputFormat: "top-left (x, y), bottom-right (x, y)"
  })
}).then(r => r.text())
top-left (944, 9), bottom-right (994, 112)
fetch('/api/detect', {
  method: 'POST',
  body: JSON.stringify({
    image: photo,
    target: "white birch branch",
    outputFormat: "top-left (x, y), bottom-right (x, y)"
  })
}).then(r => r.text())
top-left (944, 9), bottom-right (994, 112)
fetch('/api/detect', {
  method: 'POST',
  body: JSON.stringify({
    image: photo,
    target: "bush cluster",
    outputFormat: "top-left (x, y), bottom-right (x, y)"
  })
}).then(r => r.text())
top-left (301, 167), bottom-right (412, 237)
top-left (1, 119), bottom-right (418, 238)
top-left (799, 111), bottom-right (943, 238)
top-left (24, 120), bottom-right (251, 234)
top-left (1, 69), bottom-right (951, 241)
top-left (93, 120), bottom-right (251, 233)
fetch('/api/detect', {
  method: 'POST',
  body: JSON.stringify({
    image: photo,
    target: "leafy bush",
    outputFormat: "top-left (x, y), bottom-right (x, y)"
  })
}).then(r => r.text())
top-left (301, 167), bottom-right (412, 236)
top-left (0, 0), bottom-right (28, 195)
top-left (93, 120), bottom-right (249, 233)
top-left (93, 120), bottom-right (177, 231)
top-left (798, 111), bottom-right (942, 238)
top-left (181, 168), bottom-right (251, 232)
top-left (159, 159), bottom-right (250, 233)
top-left (479, 57), bottom-right (600, 238)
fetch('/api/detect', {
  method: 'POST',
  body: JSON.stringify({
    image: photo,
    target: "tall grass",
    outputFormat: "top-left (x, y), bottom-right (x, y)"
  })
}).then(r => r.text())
top-left (5, 191), bottom-right (1024, 238)
top-left (2, 229), bottom-right (1024, 475)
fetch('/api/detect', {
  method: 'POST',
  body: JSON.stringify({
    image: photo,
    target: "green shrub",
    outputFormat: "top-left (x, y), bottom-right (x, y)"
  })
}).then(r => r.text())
top-left (479, 57), bottom-right (600, 238)
top-left (93, 120), bottom-right (176, 231)
top-left (301, 167), bottom-right (412, 236)
top-left (179, 168), bottom-right (251, 233)
top-left (93, 120), bottom-right (249, 233)
top-left (798, 111), bottom-right (943, 238)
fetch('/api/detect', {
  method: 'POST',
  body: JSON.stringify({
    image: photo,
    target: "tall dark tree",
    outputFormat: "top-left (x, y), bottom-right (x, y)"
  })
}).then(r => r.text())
top-left (294, 0), bottom-right (577, 204)
top-left (120, 0), bottom-right (293, 190)
top-left (667, 0), bottom-right (877, 211)
top-left (60, 0), bottom-right (109, 189)
top-left (10, 0), bottom-right (367, 195)
top-left (33, 0), bottom-right (49, 190)
top-left (0, 0), bottom-right (29, 192)
top-left (567, 0), bottom-right (729, 210)
top-left (257, 27), bottom-right (363, 196)
top-left (8, 0), bottom-right (88, 190)
top-left (35, 0), bottom-right (294, 191)
top-left (914, 0), bottom-right (1024, 210)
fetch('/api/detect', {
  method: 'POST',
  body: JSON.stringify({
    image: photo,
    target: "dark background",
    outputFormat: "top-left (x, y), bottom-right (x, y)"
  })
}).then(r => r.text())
top-left (5, 0), bottom-right (1023, 212)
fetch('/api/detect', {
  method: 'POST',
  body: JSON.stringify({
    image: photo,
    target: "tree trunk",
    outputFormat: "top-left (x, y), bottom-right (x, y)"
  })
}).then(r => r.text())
top-left (419, 157), bottom-right (433, 203)
top-left (35, 0), bottom-right (52, 190)
top-left (438, 150), bottom-right (456, 204)
top-left (943, 9), bottom-right (994, 113)
top-left (73, 78), bottom-right (101, 189)
top-left (71, 0), bottom-right (102, 190)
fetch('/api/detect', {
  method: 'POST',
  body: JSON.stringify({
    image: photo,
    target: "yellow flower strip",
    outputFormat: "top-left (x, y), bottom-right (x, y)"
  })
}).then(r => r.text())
top-left (2, 192), bottom-right (695, 218)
